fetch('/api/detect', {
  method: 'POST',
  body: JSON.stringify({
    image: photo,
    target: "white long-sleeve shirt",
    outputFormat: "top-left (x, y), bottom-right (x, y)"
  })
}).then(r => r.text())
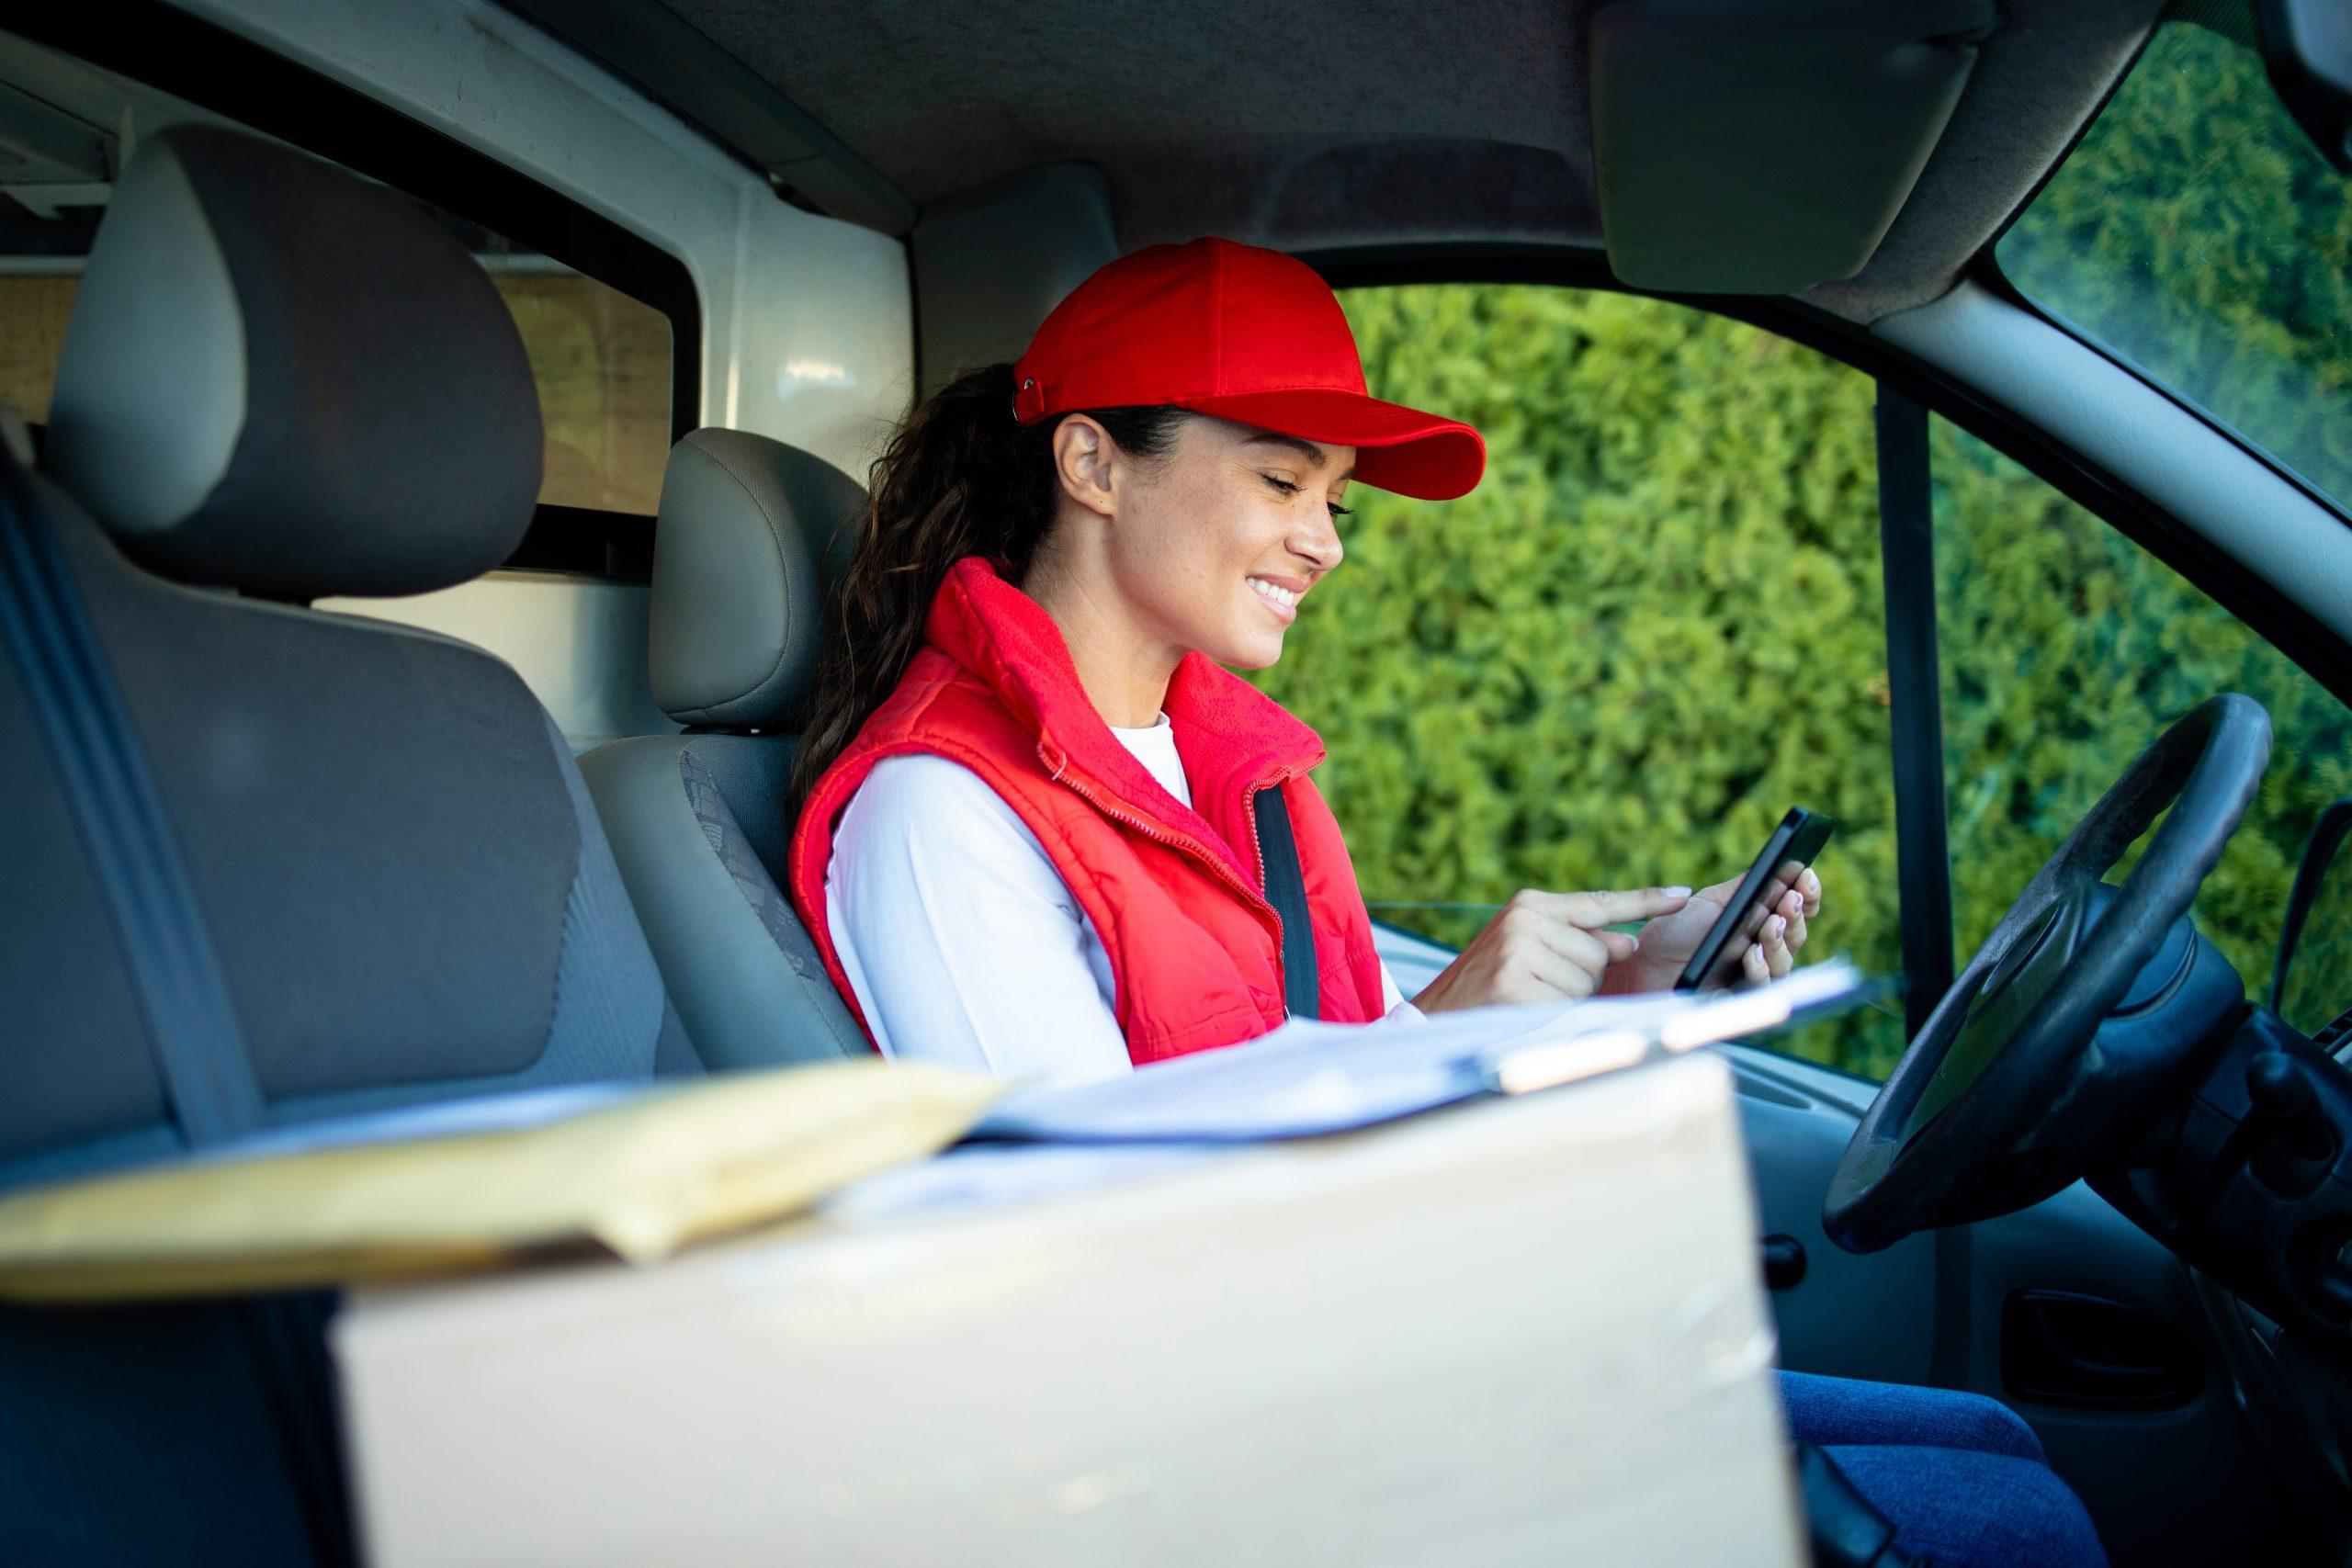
top-left (825, 713), bottom-right (1412, 1085)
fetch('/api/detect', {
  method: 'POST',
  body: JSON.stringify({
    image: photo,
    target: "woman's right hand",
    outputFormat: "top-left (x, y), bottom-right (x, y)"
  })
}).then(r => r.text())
top-left (1411, 886), bottom-right (1693, 1014)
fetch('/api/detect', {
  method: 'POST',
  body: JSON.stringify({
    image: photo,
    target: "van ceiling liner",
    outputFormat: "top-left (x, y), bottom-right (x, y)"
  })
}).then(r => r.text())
top-left (499, 0), bottom-right (915, 232)
top-left (1589, 0), bottom-right (1999, 294)
top-left (525, 0), bottom-right (2161, 322)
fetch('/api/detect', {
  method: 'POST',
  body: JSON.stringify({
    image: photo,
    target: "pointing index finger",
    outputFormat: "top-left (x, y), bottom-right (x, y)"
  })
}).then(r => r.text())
top-left (1542, 886), bottom-right (1691, 927)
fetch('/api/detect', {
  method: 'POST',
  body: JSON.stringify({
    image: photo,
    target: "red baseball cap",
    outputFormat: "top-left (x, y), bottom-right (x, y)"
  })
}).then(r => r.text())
top-left (1012, 237), bottom-right (1486, 501)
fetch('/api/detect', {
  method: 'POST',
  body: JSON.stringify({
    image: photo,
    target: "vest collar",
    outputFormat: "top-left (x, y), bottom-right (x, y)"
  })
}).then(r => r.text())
top-left (922, 555), bottom-right (1326, 863)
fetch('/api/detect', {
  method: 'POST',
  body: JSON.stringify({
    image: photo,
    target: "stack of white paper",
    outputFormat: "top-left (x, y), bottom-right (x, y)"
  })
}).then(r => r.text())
top-left (974, 958), bottom-right (1867, 1143)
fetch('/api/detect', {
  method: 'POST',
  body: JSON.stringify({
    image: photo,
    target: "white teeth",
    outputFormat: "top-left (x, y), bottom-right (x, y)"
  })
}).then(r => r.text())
top-left (1248, 577), bottom-right (1298, 609)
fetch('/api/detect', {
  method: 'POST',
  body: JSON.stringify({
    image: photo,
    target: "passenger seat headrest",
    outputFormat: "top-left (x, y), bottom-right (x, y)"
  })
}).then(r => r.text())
top-left (45, 126), bottom-right (543, 602)
top-left (650, 428), bottom-right (865, 729)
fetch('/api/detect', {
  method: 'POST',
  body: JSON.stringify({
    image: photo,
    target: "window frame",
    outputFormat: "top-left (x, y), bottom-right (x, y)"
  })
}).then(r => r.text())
top-left (7, 0), bottom-right (704, 582)
top-left (1969, 261), bottom-right (2352, 538)
top-left (1969, 11), bottom-right (2352, 536)
top-left (1310, 243), bottom-right (2352, 1052)
top-left (1307, 246), bottom-right (2352, 714)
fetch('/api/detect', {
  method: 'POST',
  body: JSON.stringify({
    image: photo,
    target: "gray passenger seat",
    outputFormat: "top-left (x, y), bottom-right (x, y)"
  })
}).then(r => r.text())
top-left (580, 428), bottom-right (870, 1068)
top-left (0, 125), bottom-right (695, 1564)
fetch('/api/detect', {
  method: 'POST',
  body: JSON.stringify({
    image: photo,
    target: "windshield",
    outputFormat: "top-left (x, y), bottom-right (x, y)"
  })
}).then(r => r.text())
top-left (1996, 0), bottom-right (2352, 514)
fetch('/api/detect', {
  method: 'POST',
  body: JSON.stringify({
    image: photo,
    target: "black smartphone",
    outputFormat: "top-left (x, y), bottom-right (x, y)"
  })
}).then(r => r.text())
top-left (1673, 807), bottom-right (1837, 992)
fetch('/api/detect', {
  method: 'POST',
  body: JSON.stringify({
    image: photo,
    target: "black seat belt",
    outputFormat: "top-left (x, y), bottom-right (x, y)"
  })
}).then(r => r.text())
top-left (1253, 786), bottom-right (1321, 1020)
top-left (0, 448), bottom-right (266, 1140)
top-left (0, 454), bottom-right (354, 1565)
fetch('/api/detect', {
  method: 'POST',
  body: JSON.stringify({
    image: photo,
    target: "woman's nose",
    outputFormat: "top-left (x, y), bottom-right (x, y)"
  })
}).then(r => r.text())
top-left (1292, 510), bottom-right (1344, 572)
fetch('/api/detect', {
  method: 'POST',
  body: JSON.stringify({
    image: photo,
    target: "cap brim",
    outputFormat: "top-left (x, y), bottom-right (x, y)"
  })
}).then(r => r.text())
top-left (1177, 388), bottom-right (1487, 501)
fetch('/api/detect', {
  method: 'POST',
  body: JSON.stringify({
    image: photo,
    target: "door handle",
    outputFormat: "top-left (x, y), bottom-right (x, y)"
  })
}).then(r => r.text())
top-left (2001, 1289), bottom-right (2201, 1408)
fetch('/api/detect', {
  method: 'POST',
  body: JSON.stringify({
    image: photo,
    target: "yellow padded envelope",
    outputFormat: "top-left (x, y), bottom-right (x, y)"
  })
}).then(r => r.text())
top-left (0, 1062), bottom-right (1001, 1303)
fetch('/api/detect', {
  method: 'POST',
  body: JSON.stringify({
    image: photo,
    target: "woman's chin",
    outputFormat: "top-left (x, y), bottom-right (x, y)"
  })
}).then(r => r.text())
top-left (1202, 630), bottom-right (1286, 671)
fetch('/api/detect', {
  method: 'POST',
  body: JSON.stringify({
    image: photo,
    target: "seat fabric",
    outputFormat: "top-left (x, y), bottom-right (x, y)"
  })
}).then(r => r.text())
top-left (0, 125), bottom-right (696, 1564)
top-left (4, 488), bottom-right (697, 1190)
top-left (584, 731), bottom-right (866, 1066)
top-left (582, 427), bottom-right (870, 1066)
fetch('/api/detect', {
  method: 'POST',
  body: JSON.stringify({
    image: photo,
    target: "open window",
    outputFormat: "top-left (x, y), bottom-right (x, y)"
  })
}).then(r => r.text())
top-left (1292, 243), bottom-right (2352, 1087)
top-left (1280, 282), bottom-right (1909, 1077)
top-left (1928, 419), bottom-right (2352, 1014)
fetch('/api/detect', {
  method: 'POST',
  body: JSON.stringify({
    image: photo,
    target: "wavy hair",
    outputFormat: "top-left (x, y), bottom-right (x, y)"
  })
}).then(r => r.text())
top-left (788, 363), bottom-right (1185, 808)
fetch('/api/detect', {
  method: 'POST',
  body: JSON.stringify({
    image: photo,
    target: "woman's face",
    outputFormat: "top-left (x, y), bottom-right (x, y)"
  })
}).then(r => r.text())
top-left (1064, 412), bottom-right (1354, 670)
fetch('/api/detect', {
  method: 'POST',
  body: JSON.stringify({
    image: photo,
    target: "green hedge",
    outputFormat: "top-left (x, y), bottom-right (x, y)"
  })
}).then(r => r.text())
top-left (1998, 12), bottom-right (2352, 516)
top-left (1250, 6), bottom-right (2352, 1077)
top-left (1256, 288), bottom-right (1910, 1071)
top-left (1254, 282), bottom-right (2347, 1078)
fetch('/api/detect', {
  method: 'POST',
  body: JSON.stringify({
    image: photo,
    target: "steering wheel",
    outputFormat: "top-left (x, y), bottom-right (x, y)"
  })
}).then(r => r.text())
top-left (1824, 694), bottom-right (2272, 1254)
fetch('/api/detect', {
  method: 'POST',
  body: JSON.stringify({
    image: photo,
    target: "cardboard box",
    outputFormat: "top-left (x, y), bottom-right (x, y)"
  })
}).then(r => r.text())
top-left (335, 1052), bottom-right (1800, 1565)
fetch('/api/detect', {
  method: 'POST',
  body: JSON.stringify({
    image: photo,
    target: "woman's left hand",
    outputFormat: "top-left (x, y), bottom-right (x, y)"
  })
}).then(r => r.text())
top-left (1603, 866), bottom-right (1823, 993)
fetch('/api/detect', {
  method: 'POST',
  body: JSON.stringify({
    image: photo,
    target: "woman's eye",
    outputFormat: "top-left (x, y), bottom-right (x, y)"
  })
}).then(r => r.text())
top-left (1265, 473), bottom-right (1348, 516)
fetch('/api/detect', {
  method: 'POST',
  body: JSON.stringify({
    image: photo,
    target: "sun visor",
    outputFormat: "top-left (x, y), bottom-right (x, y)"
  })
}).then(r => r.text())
top-left (1589, 0), bottom-right (1998, 294)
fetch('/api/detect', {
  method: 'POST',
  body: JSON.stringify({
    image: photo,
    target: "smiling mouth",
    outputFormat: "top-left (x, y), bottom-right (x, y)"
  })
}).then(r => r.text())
top-left (1247, 576), bottom-right (1300, 613)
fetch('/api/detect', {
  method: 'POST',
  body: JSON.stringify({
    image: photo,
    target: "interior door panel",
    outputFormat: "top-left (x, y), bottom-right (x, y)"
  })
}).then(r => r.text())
top-left (1723, 1042), bottom-right (2321, 1566)
top-left (1373, 923), bottom-right (2320, 1563)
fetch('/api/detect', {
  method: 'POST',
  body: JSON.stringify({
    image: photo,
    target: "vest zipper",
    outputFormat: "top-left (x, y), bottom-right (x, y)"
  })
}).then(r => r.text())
top-left (1050, 764), bottom-right (1268, 912)
top-left (1044, 747), bottom-right (1301, 1002)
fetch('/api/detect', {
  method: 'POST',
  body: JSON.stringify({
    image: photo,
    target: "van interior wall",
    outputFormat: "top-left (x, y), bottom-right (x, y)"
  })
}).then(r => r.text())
top-left (181, 0), bottom-right (916, 750)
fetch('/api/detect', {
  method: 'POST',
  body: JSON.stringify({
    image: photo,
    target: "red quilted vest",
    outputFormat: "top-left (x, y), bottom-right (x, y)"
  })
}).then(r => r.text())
top-left (787, 555), bottom-right (1389, 1065)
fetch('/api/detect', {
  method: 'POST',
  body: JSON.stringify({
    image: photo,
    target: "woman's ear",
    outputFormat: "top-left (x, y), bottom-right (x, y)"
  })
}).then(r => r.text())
top-left (1051, 413), bottom-right (1120, 520)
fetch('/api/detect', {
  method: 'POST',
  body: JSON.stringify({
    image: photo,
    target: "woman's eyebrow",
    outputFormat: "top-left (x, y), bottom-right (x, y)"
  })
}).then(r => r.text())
top-left (1241, 430), bottom-right (1355, 480)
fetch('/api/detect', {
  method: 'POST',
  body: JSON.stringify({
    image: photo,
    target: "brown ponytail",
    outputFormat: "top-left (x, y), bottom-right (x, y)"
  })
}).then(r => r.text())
top-left (789, 362), bottom-right (1185, 809)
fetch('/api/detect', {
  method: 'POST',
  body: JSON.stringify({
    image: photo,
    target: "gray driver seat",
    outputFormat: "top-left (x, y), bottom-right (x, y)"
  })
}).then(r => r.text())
top-left (0, 124), bottom-right (696, 1564)
top-left (581, 428), bottom-right (870, 1068)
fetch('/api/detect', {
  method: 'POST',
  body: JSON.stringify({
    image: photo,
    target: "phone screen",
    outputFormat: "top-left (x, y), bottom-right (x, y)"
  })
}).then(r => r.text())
top-left (1674, 808), bottom-right (1837, 992)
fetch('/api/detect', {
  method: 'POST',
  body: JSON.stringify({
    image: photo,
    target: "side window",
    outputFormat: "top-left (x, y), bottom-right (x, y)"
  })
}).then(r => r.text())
top-left (1996, 1), bottom-right (2352, 516)
top-left (1255, 283), bottom-right (1908, 1076)
top-left (433, 225), bottom-right (674, 519)
top-left (1930, 419), bottom-right (2352, 1007)
top-left (0, 39), bottom-right (683, 549)
top-left (2283, 834), bottom-right (2352, 1040)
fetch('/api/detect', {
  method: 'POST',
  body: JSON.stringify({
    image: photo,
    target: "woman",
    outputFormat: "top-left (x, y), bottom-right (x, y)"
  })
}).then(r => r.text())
top-left (786, 237), bottom-right (1814, 1077)
top-left (785, 237), bottom-right (2104, 1567)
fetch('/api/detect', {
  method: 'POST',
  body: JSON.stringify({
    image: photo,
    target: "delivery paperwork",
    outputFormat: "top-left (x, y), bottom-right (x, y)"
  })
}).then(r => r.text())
top-left (976, 958), bottom-right (1867, 1143)
top-left (0, 963), bottom-right (1863, 1303)
top-left (0, 1061), bottom-right (1001, 1302)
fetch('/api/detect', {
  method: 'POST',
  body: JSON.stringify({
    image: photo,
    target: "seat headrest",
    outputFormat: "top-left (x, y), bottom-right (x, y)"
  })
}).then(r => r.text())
top-left (44, 126), bottom-right (542, 601)
top-left (649, 428), bottom-right (865, 729)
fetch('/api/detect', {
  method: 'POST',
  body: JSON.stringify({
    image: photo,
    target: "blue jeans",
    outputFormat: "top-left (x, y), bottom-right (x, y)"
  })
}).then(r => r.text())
top-left (1779, 1371), bottom-right (2108, 1568)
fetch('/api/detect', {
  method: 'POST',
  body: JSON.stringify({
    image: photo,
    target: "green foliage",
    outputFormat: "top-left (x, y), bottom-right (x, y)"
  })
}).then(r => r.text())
top-left (1999, 7), bottom-right (2352, 511)
top-left (1935, 0), bottom-right (2352, 1033)
top-left (1934, 425), bottom-right (2352, 996)
top-left (2282, 847), bottom-right (2352, 1036)
top-left (1254, 287), bottom-right (1910, 1074)
top-left (1250, 5), bottom-right (2352, 1078)
top-left (1252, 309), bottom-right (2348, 1078)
